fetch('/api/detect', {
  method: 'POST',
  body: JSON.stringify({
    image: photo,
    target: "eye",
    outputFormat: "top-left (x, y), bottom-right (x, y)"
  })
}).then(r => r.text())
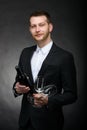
top-left (39, 23), bottom-right (45, 27)
top-left (30, 25), bottom-right (36, 29)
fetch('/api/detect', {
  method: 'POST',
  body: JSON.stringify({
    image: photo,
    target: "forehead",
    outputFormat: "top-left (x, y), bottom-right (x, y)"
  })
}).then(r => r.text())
top-left (30, 16), bottom-right (48, 25)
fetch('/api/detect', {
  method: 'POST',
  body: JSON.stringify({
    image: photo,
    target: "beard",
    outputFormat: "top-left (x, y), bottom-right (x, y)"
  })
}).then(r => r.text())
top-left (32, 30), bottom-right (50, 43)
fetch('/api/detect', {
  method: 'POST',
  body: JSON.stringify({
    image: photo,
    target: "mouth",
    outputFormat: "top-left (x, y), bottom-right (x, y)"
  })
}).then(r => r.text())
top-left (35, 34), bottom-right (43, 37)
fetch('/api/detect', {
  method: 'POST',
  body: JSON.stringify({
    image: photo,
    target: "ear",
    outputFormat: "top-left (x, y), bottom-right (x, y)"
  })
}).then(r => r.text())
top-left (49, 23), bottom-right (53, 32)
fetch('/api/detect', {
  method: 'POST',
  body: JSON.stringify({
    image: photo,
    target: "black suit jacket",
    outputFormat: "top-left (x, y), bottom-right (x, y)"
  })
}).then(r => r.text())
top-left (13, 43), bottom-right (77, 130)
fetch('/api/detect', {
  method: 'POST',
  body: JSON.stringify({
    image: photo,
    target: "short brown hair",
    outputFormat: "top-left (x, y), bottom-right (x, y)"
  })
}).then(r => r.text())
top-left (29, 10), bottom-right (52, 25)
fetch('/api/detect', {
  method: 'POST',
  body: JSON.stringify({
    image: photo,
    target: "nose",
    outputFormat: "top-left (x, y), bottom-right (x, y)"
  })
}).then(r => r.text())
top-left (36, 26), bottom-right (40, 32)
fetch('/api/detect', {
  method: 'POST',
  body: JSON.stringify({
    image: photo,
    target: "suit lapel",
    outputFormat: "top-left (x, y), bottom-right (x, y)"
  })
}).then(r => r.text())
top-left (27, 43), bottom-right (58, 84)
top-left (38, 43), bottom-right (58, 76)
top-left (26, 46), bottom-right (36, 85)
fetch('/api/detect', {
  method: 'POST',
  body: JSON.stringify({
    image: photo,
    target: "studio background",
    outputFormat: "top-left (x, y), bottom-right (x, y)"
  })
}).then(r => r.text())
top-left (0, 0), bottom-right (85, 130)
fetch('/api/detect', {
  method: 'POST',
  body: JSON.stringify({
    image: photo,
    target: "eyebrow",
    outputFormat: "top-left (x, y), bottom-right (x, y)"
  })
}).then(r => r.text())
top-left (30, 20), bottom-right (48, 26)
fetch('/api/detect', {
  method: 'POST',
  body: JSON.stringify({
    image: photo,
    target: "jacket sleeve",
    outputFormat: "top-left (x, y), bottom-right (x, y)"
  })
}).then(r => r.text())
top-left (47, 53), bottom-right (77, 110)
top-left (12, 75), bottom-right (22, 97)
top-left (12, 49), bottom-right (24, 97)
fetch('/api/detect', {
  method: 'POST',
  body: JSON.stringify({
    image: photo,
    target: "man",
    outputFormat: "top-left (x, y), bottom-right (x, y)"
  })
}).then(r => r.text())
top-left (13, 10), bottom-right (77, 130)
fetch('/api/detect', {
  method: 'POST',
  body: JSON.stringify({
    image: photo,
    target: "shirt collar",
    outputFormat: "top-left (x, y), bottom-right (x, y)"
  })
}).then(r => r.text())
top-left (36, 41), bottom-right (53, 55)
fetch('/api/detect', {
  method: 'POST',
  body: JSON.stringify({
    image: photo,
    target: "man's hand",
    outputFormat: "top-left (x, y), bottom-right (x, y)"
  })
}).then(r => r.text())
top-left (33, 93), bottom-right (48, 107)
top-left (15, 82), bottom-right (30, 94)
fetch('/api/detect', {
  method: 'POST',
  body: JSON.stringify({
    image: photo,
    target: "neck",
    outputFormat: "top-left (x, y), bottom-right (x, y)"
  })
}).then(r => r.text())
top-left (37, 37), bottom-right (52, 48)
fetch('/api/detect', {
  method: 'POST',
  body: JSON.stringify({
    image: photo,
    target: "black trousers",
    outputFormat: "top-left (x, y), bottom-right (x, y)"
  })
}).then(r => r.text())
top-left (18, 123), bottom-right (64, 130)
top-left (19, 126), bottom-right (35, 130)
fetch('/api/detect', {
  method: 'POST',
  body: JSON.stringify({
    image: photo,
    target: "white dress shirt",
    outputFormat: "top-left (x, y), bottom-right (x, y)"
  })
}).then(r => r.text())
top-left (31, 41), bottom-right (53, 82)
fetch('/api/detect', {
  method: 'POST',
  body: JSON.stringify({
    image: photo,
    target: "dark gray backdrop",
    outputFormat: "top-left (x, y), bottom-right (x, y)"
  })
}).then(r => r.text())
top-left (0, 0), bottom-right (85, 130)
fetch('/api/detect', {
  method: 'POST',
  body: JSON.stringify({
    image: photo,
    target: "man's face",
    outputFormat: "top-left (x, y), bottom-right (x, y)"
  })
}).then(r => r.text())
top-left (29, 16), bottom-right (53, 42)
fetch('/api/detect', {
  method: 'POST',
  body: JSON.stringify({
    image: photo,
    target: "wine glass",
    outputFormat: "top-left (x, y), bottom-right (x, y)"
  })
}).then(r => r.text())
top-left (34, 76), bottom-right (44, 93)
top-left (27, 76), bottom-right (45, 108)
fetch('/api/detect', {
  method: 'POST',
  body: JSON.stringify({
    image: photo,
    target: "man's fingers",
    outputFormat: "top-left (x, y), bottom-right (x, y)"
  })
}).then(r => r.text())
top-left (15, 82), bottom-right (30, 93)
top-left (33, 93), bottom-right (43, 98)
